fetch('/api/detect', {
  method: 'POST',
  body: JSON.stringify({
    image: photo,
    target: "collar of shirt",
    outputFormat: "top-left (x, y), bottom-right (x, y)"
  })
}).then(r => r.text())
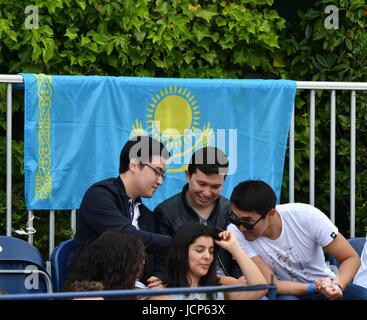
top-left (128, 199), bottom-right (141, 229)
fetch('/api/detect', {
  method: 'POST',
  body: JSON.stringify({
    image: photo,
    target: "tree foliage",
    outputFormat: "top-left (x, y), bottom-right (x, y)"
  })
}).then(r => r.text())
top-left (0, 0), bottom-right (285, 77)
top-left (0, 0), bottom-right (366, 255)
top-left (0, 0), bottom-right (286, 253)
top-left (280, 0), bottom-right (367, 235)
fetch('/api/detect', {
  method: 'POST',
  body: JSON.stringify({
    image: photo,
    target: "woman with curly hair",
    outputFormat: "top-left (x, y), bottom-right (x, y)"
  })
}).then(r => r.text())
top-left (152, 222), bottom-right (267, 300)
top-left (63, 230), bottom-right (145, 294)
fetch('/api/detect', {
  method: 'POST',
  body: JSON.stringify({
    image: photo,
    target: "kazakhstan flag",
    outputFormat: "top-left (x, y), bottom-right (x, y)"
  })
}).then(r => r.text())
top-left (23, 74), bottom-right (296, 210)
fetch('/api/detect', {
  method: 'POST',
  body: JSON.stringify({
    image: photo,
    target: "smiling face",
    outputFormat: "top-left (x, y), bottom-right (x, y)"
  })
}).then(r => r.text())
top-left (134, 155), bottom-right (166, 198)
top-left (185, 169), bottom-right (225, 209)
top-left (187, 236), bottom-right (214, 284)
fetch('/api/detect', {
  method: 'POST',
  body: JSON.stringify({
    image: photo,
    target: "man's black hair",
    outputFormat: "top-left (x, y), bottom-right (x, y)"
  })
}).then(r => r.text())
top-left (119, 136), bottom-right (169, 173)
top-left (230, 180), bottom-right (277, 218)
top-left (187, 146), bottom-right (229, 177)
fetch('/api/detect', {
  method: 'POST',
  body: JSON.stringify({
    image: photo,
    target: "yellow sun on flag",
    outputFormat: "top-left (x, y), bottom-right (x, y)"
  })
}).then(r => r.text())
top-left (146, 86), bottom-right (201, 148)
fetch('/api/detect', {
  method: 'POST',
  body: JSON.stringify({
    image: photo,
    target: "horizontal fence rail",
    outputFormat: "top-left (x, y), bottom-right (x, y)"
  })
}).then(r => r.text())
top-left (1, 75), bottom-right (366, 254)
top-left (0, 283), bottom-right (276, 300)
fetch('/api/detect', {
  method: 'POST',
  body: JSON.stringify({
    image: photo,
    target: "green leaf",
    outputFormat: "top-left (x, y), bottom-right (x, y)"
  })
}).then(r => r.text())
top-left (305, 25), bottom-right (311, 39)
top-left (88, 42), bottom-right (99, 53)
top-left (197, 38), bottom-right (211, 52)
top-left (8, 30), bottom-right (17, 41)
top-left (104, 4), bottom-right (112, 16)
top-left (65, 28), bottom-right (78, 40)
top-left (202, 51), bottom-right (217, 65)
top-left (183, 51), bottom-right (195, 65)
top-left (76, 0), bottom-right (87, 10)
top-left (106, 42), bottom-right (114, 55)
top-left (134, 30), bottom-right (146, 42)
top-left (195, 8), bottom-right (217, 23)
top-left (39, 25), bottom-right (54, 37)
top-left (106, 55), bottom-right (118, 68)
top-left (259, 33), bottom-right (279, 48)
top-left (193, 25), bottom-right (211, 42)
top-left (215, 16), bottom-right (226, 27)
top-left (85, 51), bottom-right (96, 63)
top-left (97, 22), bottom-right (108, 35)
top-left (32, 44), bottom-right (42, 61)
top-left (81, 36), bottom-right (90, 46)
top-left (42, 39), bottom-right (56, 63)
top-left (345, 39), bottom-right (353, 51)
top-left (315, 54), bottom-right (328, 68)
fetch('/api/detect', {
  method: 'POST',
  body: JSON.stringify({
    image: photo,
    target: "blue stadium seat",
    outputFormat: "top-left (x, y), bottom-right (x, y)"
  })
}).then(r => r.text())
top-left (328, 237), bottom-right (366, 268)
top-left (0, 236), bottom-right (52, 294)
top-left (50, 239), bottom-right (75, 292)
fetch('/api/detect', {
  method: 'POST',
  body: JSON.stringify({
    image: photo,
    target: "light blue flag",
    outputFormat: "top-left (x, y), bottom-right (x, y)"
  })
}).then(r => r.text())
top-left (23, 74), bottom-right (296, 210)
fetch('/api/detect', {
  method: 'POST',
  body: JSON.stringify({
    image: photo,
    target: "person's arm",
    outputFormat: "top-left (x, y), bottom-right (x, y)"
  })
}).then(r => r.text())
top-left (154, 206), bottom-right (174, 236)
top-left (251, 256), bottom-right (311, 296)
top-left (227, 223), bottom-right (312, 296)
top-left (215, 231), bottom-right (267, 300)
top-left (150, 206), bottom-right (175, 276)
top-left (319, 232), bottom-right (361, 299)
top-left (82, 186), bottom-right (171, 254)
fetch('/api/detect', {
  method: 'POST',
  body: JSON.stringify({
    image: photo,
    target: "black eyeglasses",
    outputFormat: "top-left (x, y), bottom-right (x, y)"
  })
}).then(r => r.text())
top-left (229, 212), bottom-right (263, 230)
top-left (141, 163), bottom-right (166, 180)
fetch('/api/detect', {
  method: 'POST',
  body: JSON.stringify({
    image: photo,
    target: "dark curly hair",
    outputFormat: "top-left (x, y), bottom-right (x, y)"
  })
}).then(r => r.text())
top-left (63, 230), bottom-right (145, 292)
top-left (162, 222), bottom-right (219, 299)
top-left (69, 281), bottom-right (104, 292)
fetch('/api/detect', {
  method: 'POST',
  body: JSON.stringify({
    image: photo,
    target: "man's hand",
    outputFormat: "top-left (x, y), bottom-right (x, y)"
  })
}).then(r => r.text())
top-left (315, 278), bottom-right (343, 300)
top-left (146, 276), bottom-right (164, 289)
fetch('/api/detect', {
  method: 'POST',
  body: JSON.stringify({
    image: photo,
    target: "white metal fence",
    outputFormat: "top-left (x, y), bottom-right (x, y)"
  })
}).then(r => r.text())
top-left (1, 75), bottom-right (367, 256)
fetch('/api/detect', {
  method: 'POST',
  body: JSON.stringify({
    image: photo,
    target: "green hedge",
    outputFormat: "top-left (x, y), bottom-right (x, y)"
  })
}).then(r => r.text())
top-left (0, 0), bottom-right (366, 255)
top-left (0, 0), bottom-right (285, 77)
top-left (280, 0), bottom-right (367, 235)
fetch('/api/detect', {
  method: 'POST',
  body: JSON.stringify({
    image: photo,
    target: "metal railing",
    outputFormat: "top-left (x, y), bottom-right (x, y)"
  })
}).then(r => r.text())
top-left (0, 283), bottom-right (276, 300)
top-left (1, 75), bottom-right (366, 256)
top-left (294, 82), bottom-right (366, 237)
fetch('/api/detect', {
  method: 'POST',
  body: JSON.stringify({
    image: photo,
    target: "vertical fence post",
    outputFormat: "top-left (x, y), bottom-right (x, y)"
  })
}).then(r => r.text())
top-left (309, 90), bottom-right (316, 206)
top-left (330, 90), bottom-right (336, 223)
top-left (49, 210), bottom-right (55, 258)
top-left (28, 210), bottom-right (34, 244)
top-left (6, 83), bottom-right (12, 236)
top-left (289, 107), bottom-right (295, 203)
top-left (71, 209), bottom-right (77, 236)
top-left (350, 91), bottom-right (356, 238)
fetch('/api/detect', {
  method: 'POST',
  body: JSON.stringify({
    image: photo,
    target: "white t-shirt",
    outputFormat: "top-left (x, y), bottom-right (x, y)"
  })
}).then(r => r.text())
top-left (128, 199), bottom-right (141, 229)
top-left (228, 203), bottom-right (338, 283)
top-left (353, 235), bottom-right (367, 288)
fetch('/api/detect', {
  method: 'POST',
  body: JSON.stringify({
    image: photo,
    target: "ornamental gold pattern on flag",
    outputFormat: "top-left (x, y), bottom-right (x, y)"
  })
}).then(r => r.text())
top-left (35, 74), bottom-right (52, 199)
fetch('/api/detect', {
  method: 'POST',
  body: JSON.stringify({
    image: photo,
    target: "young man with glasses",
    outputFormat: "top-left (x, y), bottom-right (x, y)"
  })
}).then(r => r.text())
top-left (228, 180), bottom-right (367, 300)
top-left (68, 136), bottom-right (172, 285)
top-left (153, 146), bottom-right (239, 280)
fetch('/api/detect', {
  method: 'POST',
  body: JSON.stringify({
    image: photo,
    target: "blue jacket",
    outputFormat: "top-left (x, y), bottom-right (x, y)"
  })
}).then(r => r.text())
top-left (69, 176), bottom-right (171, 284)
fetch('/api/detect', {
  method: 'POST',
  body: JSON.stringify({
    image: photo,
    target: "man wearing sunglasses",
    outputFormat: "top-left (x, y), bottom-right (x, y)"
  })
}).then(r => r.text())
top-left (154, 146), bottom-right (237, 278)
top-left (227, 180), bottom-right (367, 300)
top-left (68, 136), bottom-right (172, 285)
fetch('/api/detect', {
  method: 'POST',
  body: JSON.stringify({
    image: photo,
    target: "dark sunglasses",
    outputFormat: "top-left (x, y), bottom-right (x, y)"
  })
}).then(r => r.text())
top-left (229, 212), bottom-right (263, 230)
